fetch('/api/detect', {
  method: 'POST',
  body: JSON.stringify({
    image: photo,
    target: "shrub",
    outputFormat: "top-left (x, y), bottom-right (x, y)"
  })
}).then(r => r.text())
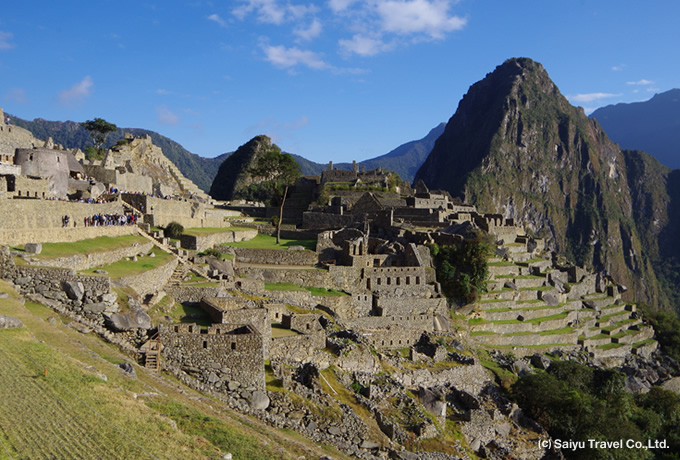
top-left (165, 221), bottom-right (184, 239)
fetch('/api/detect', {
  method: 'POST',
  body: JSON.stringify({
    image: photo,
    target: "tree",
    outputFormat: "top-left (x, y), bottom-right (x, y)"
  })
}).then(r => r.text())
top-left (80, 118), bottom-right (117, 152)
top-left (249, 150), bottom-right (300, 244)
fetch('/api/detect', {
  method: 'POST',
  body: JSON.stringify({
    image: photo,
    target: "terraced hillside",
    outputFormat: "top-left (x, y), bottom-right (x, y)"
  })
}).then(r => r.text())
top-left (468, 236), bottom-right (658, 361)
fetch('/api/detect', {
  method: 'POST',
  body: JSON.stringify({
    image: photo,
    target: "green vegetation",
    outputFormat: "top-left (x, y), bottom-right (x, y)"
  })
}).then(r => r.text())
top-left (80, 247), bottom-right (173, 279)
top-left (248, 149), bottom-right (301, 244)
top-left (513, 360), bottom-right (680, 459)
top-left (164, 221), bottom-right (185, 239)
top-left (23, 235), bottom-right (148, 259)
top-left (145, 399), bottom-right (285, 459)
top-left (220, 233), bottom-right (316, 251)
top-left (429, 231), bottom-right (493, 304)
top-left (81, 117), bottom-right (117, 159)
top-left (639, 305), bottom-right (680, 361)
top-left (265, 282), bottom-right (348, 297)
top-left (183, 226), bottom-right (252, 236)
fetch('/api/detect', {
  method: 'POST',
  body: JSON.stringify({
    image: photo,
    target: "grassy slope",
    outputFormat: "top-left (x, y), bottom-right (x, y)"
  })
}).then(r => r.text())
top-left (0, 280), bottom-right (348, 460)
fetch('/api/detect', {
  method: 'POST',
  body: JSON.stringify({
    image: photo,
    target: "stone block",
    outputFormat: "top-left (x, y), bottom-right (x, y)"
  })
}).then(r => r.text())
top-left (62, 280), bottom-right (85, 300)
top-left (24, 243), bottom-right (42, 254)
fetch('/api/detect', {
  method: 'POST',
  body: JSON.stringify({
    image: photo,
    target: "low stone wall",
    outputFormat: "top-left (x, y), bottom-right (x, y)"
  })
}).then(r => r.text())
top-left (119, 257), bottom-right (179, 298)
top-left (269, 333), bottom-right (326, 361)
top-left (472, 331), bottom-right (578, 347)
top-left (392, 362), bottom-right (491, 396)
top-left (0, 198), bottom-right (129, 243)
top-left (29, 241), bottom-right (153, 271)
top-left (375, 296), bottom-right (446, 317)
top-left (231, 248), bottom-right (317, 266)
top-left (183, 228), bottom-right (258, 251)
top-left (365, 326), bottom-right (426, 350)
top-left (165, 285), bottom-right (227, 304)
top-left (469, 310), bottom-right (579, 335)
top-left (344, 314), bottom-right (434, 332)
top-left (237, 266), bottom-right (334, 290)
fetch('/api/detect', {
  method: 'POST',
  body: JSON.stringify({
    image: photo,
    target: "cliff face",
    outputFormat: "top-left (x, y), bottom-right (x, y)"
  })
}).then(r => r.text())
top-left (209, 135), bottom-right (279, 201)
top-left (415, 58), bottom-right (674, 306)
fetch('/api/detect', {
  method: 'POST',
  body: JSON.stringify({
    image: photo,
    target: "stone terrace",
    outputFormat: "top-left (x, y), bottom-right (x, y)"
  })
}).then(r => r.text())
top-left (468, 236), bottom-right (658, 361)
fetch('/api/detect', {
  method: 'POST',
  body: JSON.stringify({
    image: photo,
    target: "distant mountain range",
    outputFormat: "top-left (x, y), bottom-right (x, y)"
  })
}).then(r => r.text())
top-left (590, 89), bottom-right (680, 169)
top-left (10, 116), bottom-right (443, 192)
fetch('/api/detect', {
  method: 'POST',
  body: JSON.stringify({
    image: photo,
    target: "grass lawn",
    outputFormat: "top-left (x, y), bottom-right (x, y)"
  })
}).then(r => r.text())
top-left (220, 233), bottom-right (316, 251)
top-left (18, 235), bottom-right (148, 259)
top-left (265, 282), bottom-right (348, 297)
top-left (80, 247), bottom-right (174, 280)
top-left (182, 226), bottom-right (253, 236)
top-left (271, 323), bottom-right (301, 338)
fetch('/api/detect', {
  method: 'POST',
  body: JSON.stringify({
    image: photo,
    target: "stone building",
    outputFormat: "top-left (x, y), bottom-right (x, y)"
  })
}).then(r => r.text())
top-left (158, 323), bottom-right (265, 392)
top-left (14, 148), bottom-right (83, 198)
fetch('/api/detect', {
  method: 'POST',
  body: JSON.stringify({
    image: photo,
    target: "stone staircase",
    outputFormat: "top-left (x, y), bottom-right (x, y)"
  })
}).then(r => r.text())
top-left (165, 160), bottom-right (211, 202)
top-left (140, 333), bottom-right (161, 372)
top-left (468, 236), bottom-right (658, 359)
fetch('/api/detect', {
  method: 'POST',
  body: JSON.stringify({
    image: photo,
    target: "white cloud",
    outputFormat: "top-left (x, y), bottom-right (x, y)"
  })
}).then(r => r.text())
top-left (4, 88), bottom-right (27, 104)
top-left (611, 64), bottom-right (625, 71)
top-left (569, 92), bottom-right (622, 103)
top-left (208, 13), bottom-right (227, 27)
top-left (0, 31), bottom-right (14, 50)
top-left (58, 76), bottom-right (94, 106)
top-left (263, 44), bottom-right (330, 70)
top-left (376, 0), bottom-right (466, 39)
top-left (329, 0), bottom-right (360, 13)
top-left (156, 88), bottom-right (172, 95)
top-left (626, 79), bottom-right (654, 86)
top-left (233, 0), bottom-right (286, 24)
top-left (294, 18), bottom-right (322, 41)
top-left (156, 105), bottom-right (180, 125)
top-left (339, 34), bottom-right (392, 56)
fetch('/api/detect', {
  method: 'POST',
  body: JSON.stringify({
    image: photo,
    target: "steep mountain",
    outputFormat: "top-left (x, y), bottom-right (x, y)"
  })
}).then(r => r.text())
top-left (415, 57), bottom-right (675, 308)
top-left (591, 89), bottom-right (680, 169)
top-left (209, 135), bottom-right (280, 201)
top-left (8, 115), bottom-right (224, 193)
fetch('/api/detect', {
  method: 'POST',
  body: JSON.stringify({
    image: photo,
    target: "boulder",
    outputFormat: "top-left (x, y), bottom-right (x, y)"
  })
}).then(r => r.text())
top-left (541, 292), bottom-right (560, 306)
top-left (530, 353), bottom-right (551, 370)
top-left (61, 281), bottom-right (85, 301)
top-left (83, 302), bottom-right (107, 314)
top-left (24, 243), bottom-right (42, 254)
top-left (248, 390), bottom-right (270, 410)
top-left (105, 308), bottom-right (151, 332)
top-left (99, 292), bottom-right (118, 304)
top-left (661, 376), bottom-right (680, 394)
top-left (0, 315), bottom-right (23, 329)
top-left (503, 280), bottom-right (517, 290)
top-left (288, 245), bottom-right (305, 251)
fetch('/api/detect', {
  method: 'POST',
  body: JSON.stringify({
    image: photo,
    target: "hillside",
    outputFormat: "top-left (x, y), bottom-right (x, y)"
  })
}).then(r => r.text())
top-left (8, 115), bottom-right (225, 194)
top-left (0, 280), bottom-right (336, 459)
top-left (591, 89), bottom-right (680, 169)
top-left (414, 57), bottom-right (678, 310)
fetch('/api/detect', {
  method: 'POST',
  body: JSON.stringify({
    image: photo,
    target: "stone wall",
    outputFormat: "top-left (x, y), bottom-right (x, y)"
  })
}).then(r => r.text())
top-left (281, 313), bottom-right (323, 334)
top-left (237, 266), bottom-right (334, 290)
top-left (269, 333), bottom-right (326, 361)
top-left (159, 323), bottom-right (265, 392)
top-left (363, 325), bottom-right (425, 350)
top-left (229, 247), bottom-right (317, 266)
top-left (165, 285), bottom-right (227, 304)
top-left (0, 123), bottom-right (41, 156)
top-left (0, 199), bottom-right (132, 245)
top-left (119, 257), bottom-right (178, 298)
top-left (28, 242), bottom-right (153, 271)
top-left (344, 314), bottom-right (434, 332)
top-left (122, 194), bottom-right (230, 229)
top-left (14, 148), bottom-right (73, 198)
top-left (375, 296), bottom-right (447, 317)
top-left (183, 228), bottom-right (258, 251)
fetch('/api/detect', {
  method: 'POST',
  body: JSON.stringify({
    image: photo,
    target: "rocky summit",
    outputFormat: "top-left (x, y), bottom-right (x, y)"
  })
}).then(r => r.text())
top-left (415, 57), bottom-right (677, 308)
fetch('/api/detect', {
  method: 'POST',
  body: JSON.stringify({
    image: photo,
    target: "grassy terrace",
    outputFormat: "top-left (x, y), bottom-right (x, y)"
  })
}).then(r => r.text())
top-left (15, 235), bottom-right (148, 259)
top-left (182, 226), bottom-right (253, 236)
top-left (218, 233), bottom-right (317, 251)
top-left (80, 247), bottom-right (174, 279)
top-left (503, 326), bottom-right (576, 336)
top-left (632, 338), bottom-right (656, 348)
top-left (265, 282), bottom-right (348, 297)
top-left (469, 311), bottom-right (570, 326)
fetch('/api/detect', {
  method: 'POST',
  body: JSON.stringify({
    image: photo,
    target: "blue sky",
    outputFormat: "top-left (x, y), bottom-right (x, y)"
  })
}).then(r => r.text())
top-left (1, 1), bottom-right (678, 163)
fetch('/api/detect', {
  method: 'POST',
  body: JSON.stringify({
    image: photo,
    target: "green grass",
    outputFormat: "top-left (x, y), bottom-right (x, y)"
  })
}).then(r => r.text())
top-left (22, 235), bottom-right (148, 259)
top-left (182, 226), bottom-right (253, 236)
top-left (219, 233), bottom-right (316, 251)
top-left (265, 282), bottom-right (348, 297)
top-left (80, 247), bottom-right (174, 279)
top-left (538, 326), bottom-right (576, 336)
top-left (632, 338), bottom-right (656, 349)
top-left (596, 342), bottom-right (627, 350)
top-left (470, 330), bottom-right (496, 336)
top-left (271, 323), bottom-right (301, 338)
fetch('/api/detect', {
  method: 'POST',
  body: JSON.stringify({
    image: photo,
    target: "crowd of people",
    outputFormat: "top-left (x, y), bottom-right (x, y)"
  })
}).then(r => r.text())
top-left (83, 213), bottom-right (138, 227)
